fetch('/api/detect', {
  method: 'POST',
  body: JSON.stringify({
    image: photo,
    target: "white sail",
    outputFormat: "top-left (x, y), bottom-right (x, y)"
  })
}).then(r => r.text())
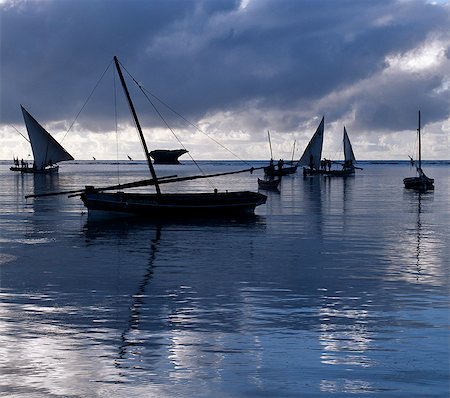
top-left (21, 106), bottom-right (74, 169)
top-left (343, 127), bottom-right (356, 163)
top-left (299, 116), bottom-right (324, 169)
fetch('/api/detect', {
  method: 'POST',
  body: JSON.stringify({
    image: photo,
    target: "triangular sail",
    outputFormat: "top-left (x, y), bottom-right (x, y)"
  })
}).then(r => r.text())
top-left (343, 127), bottom-right (356, 163)
top-left (21, 106), bottom-right (74, 169)
top-left (299, 116), bottom-right (324, 169)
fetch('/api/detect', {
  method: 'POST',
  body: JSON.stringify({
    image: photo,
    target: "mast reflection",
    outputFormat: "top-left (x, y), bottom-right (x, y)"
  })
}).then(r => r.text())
top-left (115, 224), bottom-right (162, 368)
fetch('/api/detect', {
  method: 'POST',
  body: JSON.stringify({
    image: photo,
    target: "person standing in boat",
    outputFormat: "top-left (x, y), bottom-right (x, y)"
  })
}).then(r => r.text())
top-left (278, 159), bottom-right (284, 171)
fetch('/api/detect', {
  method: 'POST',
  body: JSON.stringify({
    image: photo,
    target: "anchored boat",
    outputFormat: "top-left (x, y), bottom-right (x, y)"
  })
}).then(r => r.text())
top-left (403, 111), bottom-right (434, 191)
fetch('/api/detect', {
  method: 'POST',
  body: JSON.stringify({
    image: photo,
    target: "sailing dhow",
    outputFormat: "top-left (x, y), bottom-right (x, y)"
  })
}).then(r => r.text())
top-left (11, 106), bottom-right (74, 173)
top-left (300, 117), bottom-right (359, 176)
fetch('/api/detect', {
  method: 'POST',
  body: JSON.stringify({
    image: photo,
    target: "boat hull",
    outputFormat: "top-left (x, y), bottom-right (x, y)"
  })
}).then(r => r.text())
top-left (149, 149), bottom-right (188, 164)
top-left (10, 165), bottom-right (59, 174)
top-left (303, 167), bottom-right (354, 177)
top-left (264, 165), bottom-right (297, 177)
top-left (257, 178), bottom-right (280, 191)
top-left (81, 189), bottom-right (267, 217)
top-left (403, 176), bottom-right (434, 191)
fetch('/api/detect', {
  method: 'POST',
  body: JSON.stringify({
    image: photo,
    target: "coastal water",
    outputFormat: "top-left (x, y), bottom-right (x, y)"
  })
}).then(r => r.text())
top-left (0, 160), bottom-right (449, 397)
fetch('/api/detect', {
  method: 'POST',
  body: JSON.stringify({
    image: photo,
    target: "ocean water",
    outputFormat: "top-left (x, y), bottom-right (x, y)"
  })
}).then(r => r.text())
top-left (0, 160), bottom-right (449, 398)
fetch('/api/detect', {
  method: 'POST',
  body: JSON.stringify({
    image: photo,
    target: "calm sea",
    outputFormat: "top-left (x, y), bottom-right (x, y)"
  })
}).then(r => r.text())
top-left (0, 160), bottom-right (449, 398)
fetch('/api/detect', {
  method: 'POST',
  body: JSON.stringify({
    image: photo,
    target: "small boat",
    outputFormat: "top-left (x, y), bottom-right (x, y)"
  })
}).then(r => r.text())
top-left (78, 57), bottom-right (266, 217)
top-left (403, 111), bottom-right (434, 191)
top-left (257, 177), bottom-right (281, 191)
top-left (263, 131), bottom-right (298, 176)
top-left (322, 127), bottom-right (357, 176)
top-left (299, 116), bottom-right (325, 176)
top-left (264, 160), bottom-right (297, 177)
top-left (149, 149), bottom-right (188, 164)
top-left (10, 106), bottom-right (74, 174)
top-left (300, 117), bottom-right (359, 176)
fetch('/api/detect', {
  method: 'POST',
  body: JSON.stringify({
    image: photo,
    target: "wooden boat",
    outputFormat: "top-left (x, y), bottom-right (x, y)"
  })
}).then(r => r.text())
top-left (10, 106), bottom-right (74, 174)
top-left (263, 132), bottom-right (298, 176)
top-left (403, 111), bottom-right (434, 191)
top-left (264, 161), bottom-right (297, 177)
top-left (301, 118), bottom-right (359, 176)
top-left (78, 57), bottom-right (266, 217)
top-left (149, 149), bottom-right (188, 164)
top-left (323, 127), bottom-right (357, 176)
top-left (299, 116), bottom-right (325, 176)
top-left (257, 177), bottom-right (280, 191)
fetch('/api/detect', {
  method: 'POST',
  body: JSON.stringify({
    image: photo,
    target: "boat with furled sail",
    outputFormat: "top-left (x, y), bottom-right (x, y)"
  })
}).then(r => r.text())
top-left (403, 111), bottom-right (434, 191)
top-left (10, 106), bottom-right (74, 174)
top-left (263, 131), bottom-right (298, 176)
top-left (27, 57), bottom-right (266, 217)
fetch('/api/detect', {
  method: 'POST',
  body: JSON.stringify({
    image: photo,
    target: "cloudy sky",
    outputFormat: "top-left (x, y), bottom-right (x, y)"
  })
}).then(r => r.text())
top-left (1, 0), bottom-right (449, 161)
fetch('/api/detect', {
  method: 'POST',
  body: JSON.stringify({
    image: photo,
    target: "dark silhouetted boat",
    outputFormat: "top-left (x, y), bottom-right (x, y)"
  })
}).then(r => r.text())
top-left (78, 57), bottom-right (266, 217)
top-left (322, 127), bottom-right (358, 176)
top-left (10, 106), bottom-right (74, 174)
top-left (263, 132), bottom-right (298, 176)
top-left (299, 116), bottom-right (325, 176)
top-left (257, 177), bottom-right (281, 191)
top-left (149, 149), bottom-right (188, 164)
top-left (403, 111), bottom-right (434, 191)
top-left (301, 117), bottom-right (360, 177)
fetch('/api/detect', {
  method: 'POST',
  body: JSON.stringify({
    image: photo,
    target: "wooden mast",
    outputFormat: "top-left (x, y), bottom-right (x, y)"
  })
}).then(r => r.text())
top-left (268, 131), bottom-right (273, 160)
top-left (418, 110), bottom-right (421, 172)
top-left (113, 56), bottom-right (161, 196)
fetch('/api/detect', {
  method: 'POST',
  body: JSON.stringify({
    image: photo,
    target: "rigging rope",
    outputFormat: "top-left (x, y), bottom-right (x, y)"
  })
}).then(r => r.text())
top-left (61, 60), bottom-right (114, 144)
top-left (114, 68), bottom-right (121, 185)
top-left (120, 63), bottom-right (252, 167)
top-left (119, 62), bottom-right (216, 189)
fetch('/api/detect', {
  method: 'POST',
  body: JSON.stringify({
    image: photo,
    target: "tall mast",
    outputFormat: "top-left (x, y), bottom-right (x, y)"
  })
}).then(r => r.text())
top-left (418, 110), bottom-right (421, 171)
top-left (268, 131), bottom-right (273, 160)
top-left (113, 56), bottom-right (161, 196)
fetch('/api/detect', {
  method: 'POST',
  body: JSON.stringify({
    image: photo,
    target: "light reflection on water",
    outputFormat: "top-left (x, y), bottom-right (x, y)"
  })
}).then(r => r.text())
top-left (0, 161), bottom-right (449, 397)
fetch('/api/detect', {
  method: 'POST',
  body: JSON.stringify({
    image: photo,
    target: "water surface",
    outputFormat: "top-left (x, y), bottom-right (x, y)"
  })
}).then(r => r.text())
top-left (0, 160), bottom-right (449, 397)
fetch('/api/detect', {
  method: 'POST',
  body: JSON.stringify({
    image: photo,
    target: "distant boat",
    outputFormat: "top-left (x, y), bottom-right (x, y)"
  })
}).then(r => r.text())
top-left (263, 131), bottom-right (298, 176)
top-left (264, 160), bottom-right (297, 177)
top-left (10, 106), bottom-right (74, 174)
top-left (79, 57), bottom-right (266, 217)
top-left (257, 177), bottom-right (281, 191)
top-left (299, 116), bottom-right (325, 176)
top-left (149, 149), bottom-right (188, 164)
top-left (403, 111), bottom-right (434, 191)
top-left (301, 117), bottom-right (359, 176)
top-left (322, 127), bottom-right (358, 176)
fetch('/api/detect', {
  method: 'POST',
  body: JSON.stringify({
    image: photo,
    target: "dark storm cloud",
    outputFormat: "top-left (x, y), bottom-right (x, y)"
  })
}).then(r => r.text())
top-left (1, 0), bottom-right (449, 134)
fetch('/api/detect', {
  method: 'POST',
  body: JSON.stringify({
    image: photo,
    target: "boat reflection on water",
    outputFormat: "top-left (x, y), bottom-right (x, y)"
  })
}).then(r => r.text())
top-left (82, 216), bottom-right (268, 384)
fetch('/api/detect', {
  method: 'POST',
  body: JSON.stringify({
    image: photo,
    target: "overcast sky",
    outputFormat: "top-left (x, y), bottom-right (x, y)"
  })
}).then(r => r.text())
top-left (1, 0), bottom-right (449, 161)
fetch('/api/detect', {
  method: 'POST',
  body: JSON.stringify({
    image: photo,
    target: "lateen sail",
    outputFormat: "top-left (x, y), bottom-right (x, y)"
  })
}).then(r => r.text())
top-left (299, 116), bottom-right (324, 170)
top-left (21, 106), bottom-right (74, 169)
top-left (343, 127), bottom-right (356, 163)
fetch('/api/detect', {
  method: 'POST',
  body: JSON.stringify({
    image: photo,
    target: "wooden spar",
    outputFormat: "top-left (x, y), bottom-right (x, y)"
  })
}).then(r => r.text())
top-left (26, 166), bottom-right (265, 199)
top-left (25, 174), bottom-right (178, 199)
top-left (291, 140), bottom-right (296, 163)
top-left (148, 166), bottom-right (264, 186)
top-left (268, 131), bottom-right (273, 160)
top-left (113, 56), bottom-right (161, 196)
top-left (418, 110), bottom-right (421, 171)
